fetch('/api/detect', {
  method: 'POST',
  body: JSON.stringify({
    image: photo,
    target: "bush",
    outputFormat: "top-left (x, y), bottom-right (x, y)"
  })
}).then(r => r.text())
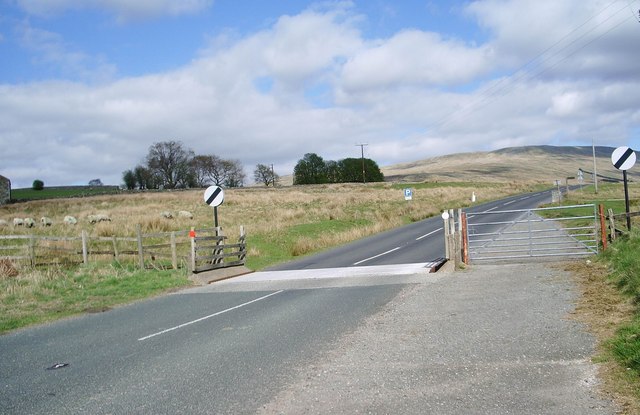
top-left (32, 180), bottom-right (44, 191)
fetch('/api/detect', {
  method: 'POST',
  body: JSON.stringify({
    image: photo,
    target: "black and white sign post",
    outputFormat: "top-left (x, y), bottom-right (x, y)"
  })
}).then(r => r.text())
top-left (611, 146), bottom-right (636, 231)
top-left (204, 185), bottom-right (224, 228)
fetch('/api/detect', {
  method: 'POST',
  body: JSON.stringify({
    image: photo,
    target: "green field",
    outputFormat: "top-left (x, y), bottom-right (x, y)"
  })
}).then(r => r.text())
top-left (11, 186), bottom-right (121, 201)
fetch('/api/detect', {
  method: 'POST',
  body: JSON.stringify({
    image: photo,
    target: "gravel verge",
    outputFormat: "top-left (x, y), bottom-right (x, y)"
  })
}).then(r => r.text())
top-left (257, 263), bottom-right (617, 414)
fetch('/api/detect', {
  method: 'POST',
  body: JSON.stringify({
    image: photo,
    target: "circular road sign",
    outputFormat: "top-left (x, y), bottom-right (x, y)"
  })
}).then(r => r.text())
top-left (204, 185), bottom-right (224, 207)
top-left (611, 146), bottom-right (636, 171)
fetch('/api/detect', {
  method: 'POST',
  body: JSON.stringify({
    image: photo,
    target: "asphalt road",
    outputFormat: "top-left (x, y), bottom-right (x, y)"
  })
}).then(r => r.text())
top-left (0, 285), bottom-right (405, 414)
top-left (268, 188), bottom-right (554, 270)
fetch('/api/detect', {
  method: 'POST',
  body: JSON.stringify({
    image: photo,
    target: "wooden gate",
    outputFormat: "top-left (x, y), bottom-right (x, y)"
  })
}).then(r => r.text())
top-left (190, 227), bottom-right (246, 273)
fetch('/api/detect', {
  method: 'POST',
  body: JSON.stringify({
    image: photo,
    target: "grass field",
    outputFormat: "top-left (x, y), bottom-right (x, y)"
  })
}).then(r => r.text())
top-left (11, 186), bottom-right (121, 201)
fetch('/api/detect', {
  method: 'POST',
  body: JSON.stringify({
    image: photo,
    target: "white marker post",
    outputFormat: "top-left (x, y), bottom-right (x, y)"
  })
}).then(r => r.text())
top-left (442, 211), bottom-right (450, 259)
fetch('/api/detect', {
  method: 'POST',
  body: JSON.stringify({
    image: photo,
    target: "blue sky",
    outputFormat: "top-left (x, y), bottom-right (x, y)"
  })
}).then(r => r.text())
top-left (1, 0), bottom-right (640, 187)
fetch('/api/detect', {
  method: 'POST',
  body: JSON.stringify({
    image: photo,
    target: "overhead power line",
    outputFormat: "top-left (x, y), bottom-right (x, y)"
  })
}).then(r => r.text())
top-left (431, 0), bottom-right (638, 131)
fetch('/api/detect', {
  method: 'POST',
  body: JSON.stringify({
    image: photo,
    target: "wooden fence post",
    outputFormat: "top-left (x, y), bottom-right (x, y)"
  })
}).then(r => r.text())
top-left (81, 230), bottom-right (88, 265)
top-left (29, 235), bottom-right (36, 267)
top-left (190, 228), bottom-right (196, 272)
top-left (136, 224), bottom-right (144, 269)
top-left (607, 208), bottom-right (616, 242)
top-left (170, 232), bottom-right (177, 270)
top-left (239, 226), bottom-right (246, 264)
top-left (461, 212), bottom-right (469, 264)
top-left (454, 209), bottom-right (462, 268)
top-left (598, 204), bottom-right (607, 251)
top-left (214, 227), bottom-right (224, 265)
top-left (448, 209), bottom-right (456, 264)
top-left (112, 236), bottom-right (119, 261)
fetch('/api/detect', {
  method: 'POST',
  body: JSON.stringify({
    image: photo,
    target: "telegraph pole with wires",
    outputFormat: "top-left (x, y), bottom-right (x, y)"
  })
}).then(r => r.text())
top-left (356, 143), bottom-right (368, 183)
top-left (592, 139), bottom-right (598, 194)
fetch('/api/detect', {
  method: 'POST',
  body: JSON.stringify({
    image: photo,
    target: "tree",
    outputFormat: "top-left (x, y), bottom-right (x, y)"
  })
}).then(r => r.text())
top-left (190, 155), bottom-right (214, 188)
top-left (254, 164), bottom-right (278, 186)
top-left (362, 158), bottom-right (384, 182)
top-left (209, 156), bottom-right (230, 186)
top-left (134, 165), bottom-right (156, 189)
top-left (32, 179), bottom-right (44, 191)
top-left (325, 160), bottom-right (341, 183)
top-left (223, 159), bottom-right (246, 188)
top-left (88, 178), bottom-right (103, 187)
top-left (293, 153), bottom-right (327, 185)
top-left (122, 170), bottom-right (136, 190)
top-left (339, 158), bottom-right (384, 183)
top-left (145, 140), bottom-right (194, 189)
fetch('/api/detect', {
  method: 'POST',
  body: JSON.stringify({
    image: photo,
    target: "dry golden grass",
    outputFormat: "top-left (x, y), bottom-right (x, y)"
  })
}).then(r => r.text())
top-left (563, 260), bottom-right (640, 414)
top-left (0, 181), bottom-right (538, 272)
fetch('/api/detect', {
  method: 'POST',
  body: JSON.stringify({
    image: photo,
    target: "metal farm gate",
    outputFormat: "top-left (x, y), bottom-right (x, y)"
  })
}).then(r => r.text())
top-left (466, 204), bottom-right (599, 262)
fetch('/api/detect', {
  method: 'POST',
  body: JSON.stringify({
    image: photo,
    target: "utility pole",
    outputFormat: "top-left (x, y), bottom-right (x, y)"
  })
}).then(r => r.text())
top-left (271, 164), bottom-right (275, 187)
top-left (592, 139), bottom-right (598, 194)
top-left (356, 143), bottom-right (368, 183)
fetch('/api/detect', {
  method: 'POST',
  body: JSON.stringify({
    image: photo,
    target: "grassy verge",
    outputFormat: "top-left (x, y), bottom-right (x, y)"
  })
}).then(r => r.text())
top-left (0, 262), bottom-right (191, 333)
top-left (553, 183), bottom-right (640, 411)
top-left (600, 232), bottom-right (640, 374)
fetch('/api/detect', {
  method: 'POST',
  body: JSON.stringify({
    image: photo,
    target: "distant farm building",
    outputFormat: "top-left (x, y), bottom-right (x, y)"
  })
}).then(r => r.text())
top-left (0, 175), bottom-right (10, 205)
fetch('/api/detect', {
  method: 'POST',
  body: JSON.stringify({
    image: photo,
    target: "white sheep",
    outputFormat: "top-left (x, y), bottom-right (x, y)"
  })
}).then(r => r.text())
top-left (41, 216), bottom-right (53, 226)
top-left (13, 218), bottom-right (24, 227)
top-left (0, 219), bottom-right (8, 227)
top-left (23, 218), bottom-right (36, 228)
top-left (160, 211), bottom-right (173, 219)
top-left (87, 214), bottom-right (111, 224)
top-left (178, 210), bottom-right (193, 220)
top-left (63, 215), bottom-right (78, 225)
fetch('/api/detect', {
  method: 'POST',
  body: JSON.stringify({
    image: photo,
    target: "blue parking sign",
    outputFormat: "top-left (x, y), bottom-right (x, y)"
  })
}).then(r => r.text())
top-left (404, 188), bottom-right (412, 200)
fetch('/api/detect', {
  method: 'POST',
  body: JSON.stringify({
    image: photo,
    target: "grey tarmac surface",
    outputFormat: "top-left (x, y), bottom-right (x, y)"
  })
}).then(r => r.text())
top-left (256, 263), bottom-right (617, 415)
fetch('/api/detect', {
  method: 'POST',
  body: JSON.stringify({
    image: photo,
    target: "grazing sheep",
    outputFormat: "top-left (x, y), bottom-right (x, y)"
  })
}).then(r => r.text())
top-left (87, 214), bottom-right (111, 224)
top-left (160, 211), bottom-right (173, 219)
top-left (178, 210), bottom-right (193, 220)
top-left (0, 219), bottom-right (8, 227)
top-left (23, 218), bottom-right (36, 228)
top-left (40, 216), bottom-right (53, 226)
top-left (63, 215), bottom-right (78, 225)
top-left (13, 218), bottom-right (24, 227)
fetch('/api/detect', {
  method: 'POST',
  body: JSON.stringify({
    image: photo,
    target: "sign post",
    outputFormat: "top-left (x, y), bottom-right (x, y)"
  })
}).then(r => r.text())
top-left (204, 185), bottom-right (224, 228)
top-left (611, 146), bottom-right (636, 231)
top-left (404, 188), bottom-right (413, 201)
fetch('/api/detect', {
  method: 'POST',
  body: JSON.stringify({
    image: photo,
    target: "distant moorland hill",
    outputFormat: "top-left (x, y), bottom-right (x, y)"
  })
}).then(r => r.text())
top-left (382, 145), bottom-right (638, 184)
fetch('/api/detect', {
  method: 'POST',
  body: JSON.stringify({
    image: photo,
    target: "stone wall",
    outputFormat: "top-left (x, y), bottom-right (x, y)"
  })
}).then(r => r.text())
top-left (0, 175), bottom-right (10, 205)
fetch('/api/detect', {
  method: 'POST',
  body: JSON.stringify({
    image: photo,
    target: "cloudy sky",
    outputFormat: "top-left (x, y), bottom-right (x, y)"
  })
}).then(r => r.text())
top-left (1, 0), bottom-right (640, 187)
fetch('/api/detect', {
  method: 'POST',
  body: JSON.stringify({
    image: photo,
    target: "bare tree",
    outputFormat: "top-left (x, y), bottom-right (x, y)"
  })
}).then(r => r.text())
top-left (224, 159), bottom-right (246, 188)
top-left (190, 155), bottom-right (214, 188)
top-left (208, 155), bottom-right (229, 186)
top-left (254, 163), bottom-right (278, 186)
top-left (146, 140), bottom-right (194, 189)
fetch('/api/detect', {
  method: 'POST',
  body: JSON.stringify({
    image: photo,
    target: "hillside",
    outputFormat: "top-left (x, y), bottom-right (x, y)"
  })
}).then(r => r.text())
top-left (382, 145), bottom-right (637, 184)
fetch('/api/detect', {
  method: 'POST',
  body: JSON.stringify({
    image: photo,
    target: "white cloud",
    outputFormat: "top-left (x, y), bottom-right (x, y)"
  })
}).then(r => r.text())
top-left (17, 22), bottom-right (117, 82)
top-left (1, 1), bottom-right (639, 188)
top-left (340, 30), bottom-right (494, 93)
top-left (16, 0), bottom-right (213, 21)
top-left (465, 0), bottom-right (640, 79)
